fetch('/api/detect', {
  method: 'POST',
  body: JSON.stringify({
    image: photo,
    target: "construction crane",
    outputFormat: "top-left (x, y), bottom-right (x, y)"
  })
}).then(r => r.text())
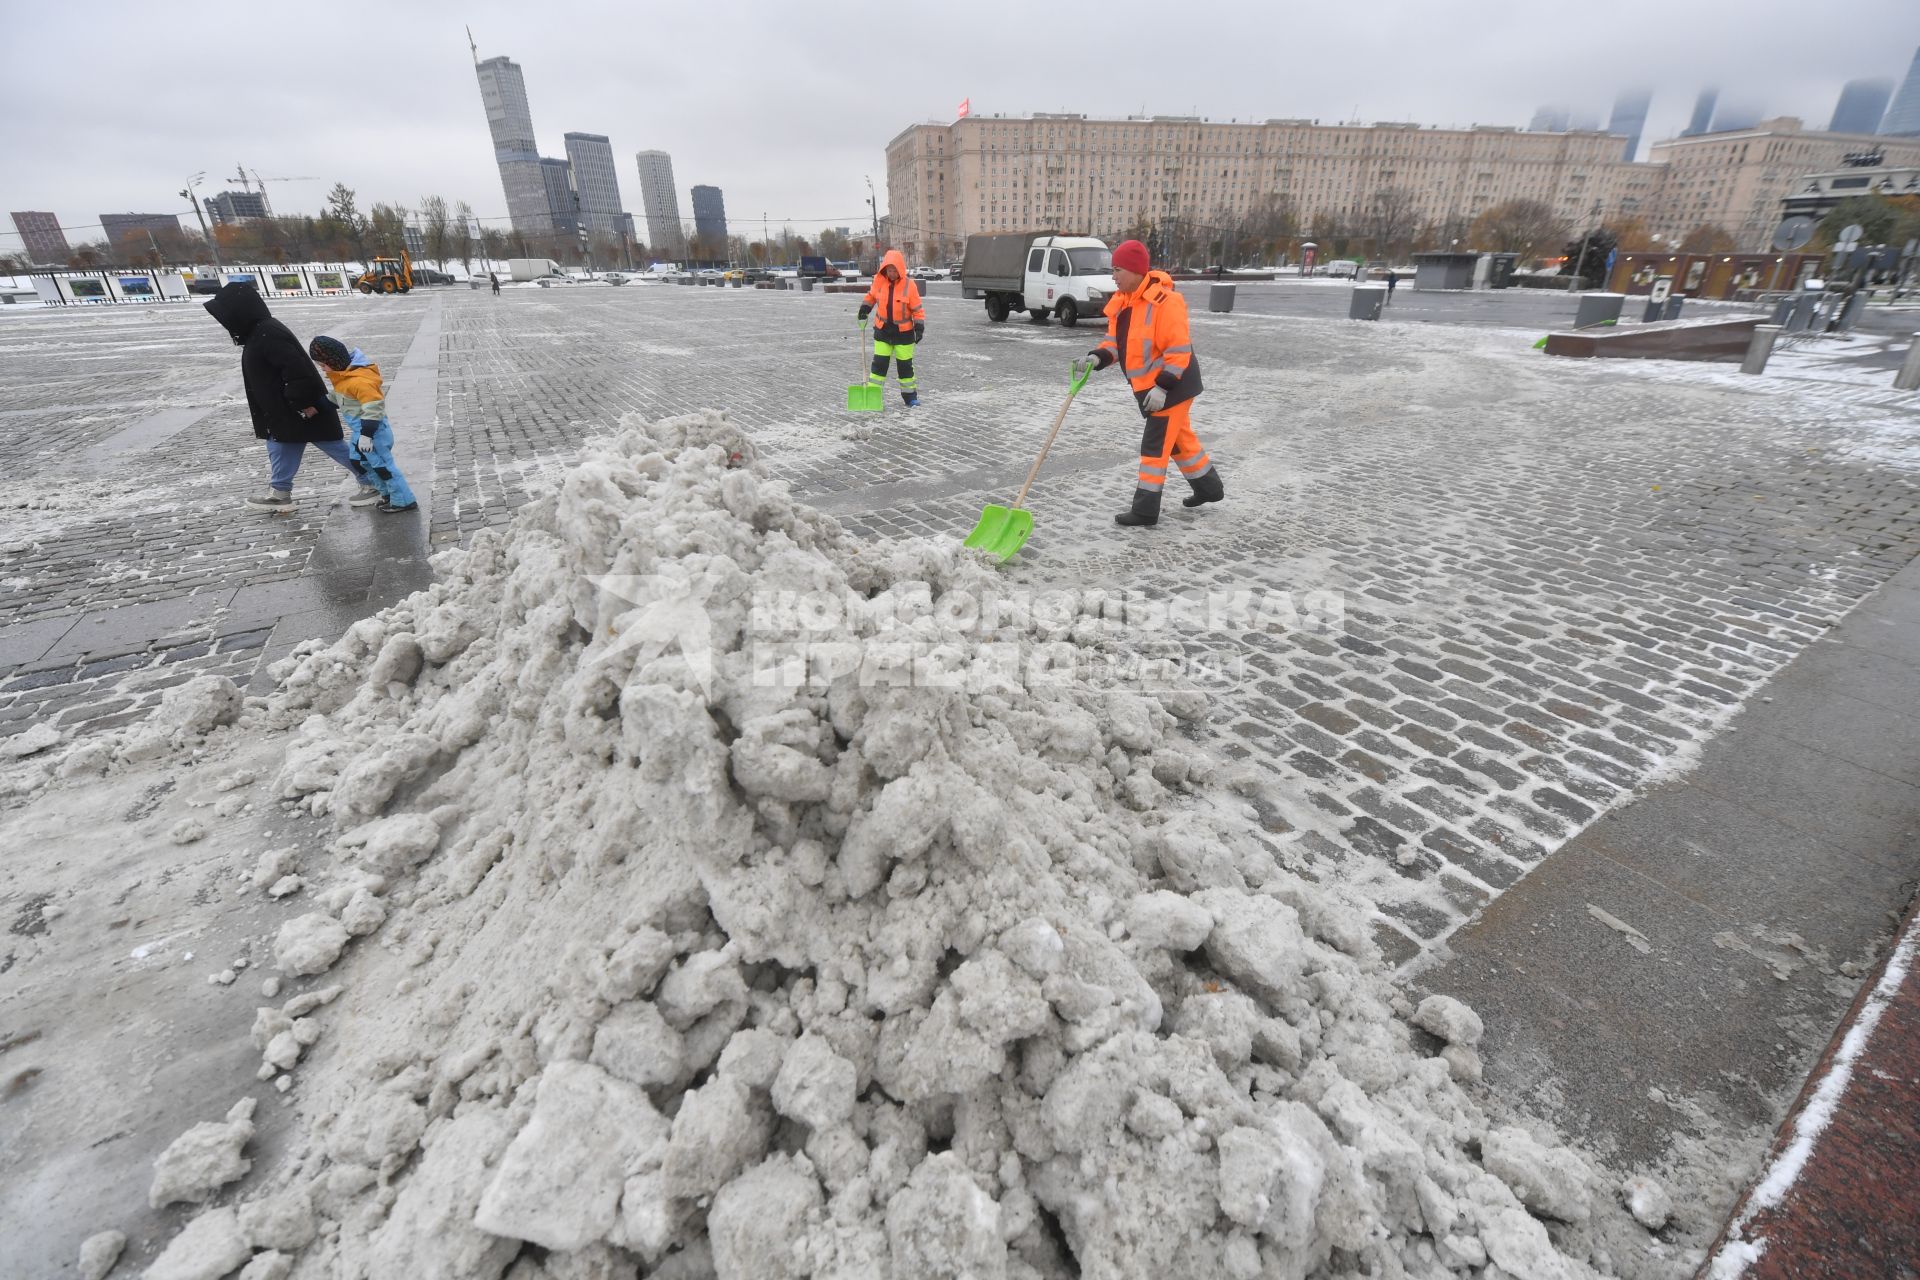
top-left (233, 166), bottom-right (321, 219)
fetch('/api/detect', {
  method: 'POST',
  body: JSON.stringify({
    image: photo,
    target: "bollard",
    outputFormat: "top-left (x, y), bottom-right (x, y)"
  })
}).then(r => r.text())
top-left (1573, 292), bottom-right (1626, 328)
top-left (801, 277), bottom-right (814, 292)
top-left (1895, 332), bottom-right (1920, 391)
top-left (1741, 324), bottom-right (1782, 376)
top-left (1837, 291), bottom-right (1868, 333)
top-left (1208, 283), bottom-right (1235, 313)
top-left (1348, 284), bottom-right (1386, 320)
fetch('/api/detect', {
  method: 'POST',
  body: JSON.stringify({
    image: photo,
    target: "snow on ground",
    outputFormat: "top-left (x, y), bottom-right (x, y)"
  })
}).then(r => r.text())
top-left (3, 410), bottom-right (1657, 1279)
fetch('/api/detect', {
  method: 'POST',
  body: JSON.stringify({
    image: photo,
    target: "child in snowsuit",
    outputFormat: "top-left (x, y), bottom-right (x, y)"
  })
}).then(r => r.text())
top-left (307, 336), bottom-right (418, 512)
top-left (856, 249), bottom-right (924, 407)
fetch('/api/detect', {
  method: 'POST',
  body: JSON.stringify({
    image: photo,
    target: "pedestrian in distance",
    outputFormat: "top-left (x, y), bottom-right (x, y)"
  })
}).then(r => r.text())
top-left (856, 249), bottom-right (925, 407)
top-left (1386, 268), bottom-right (1399, 302)
top-left (203, 281), bottom-right (362, 513)
top-left (1077, 239), bottom-right (1223, 528)
top-left (307, 336), bottom-right (419, 513)
top-left (489, 270), bottom-right (500, 296)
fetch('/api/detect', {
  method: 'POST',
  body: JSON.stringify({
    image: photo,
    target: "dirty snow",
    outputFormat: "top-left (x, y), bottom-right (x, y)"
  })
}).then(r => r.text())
top-left (73, 408), bottom-right (1629, 1278)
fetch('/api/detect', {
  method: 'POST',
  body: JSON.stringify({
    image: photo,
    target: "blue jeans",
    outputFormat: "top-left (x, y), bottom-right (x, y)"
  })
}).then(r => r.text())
top-left (347, 420), bottom-right (417, 507)
top-left (266, 438), bottom-right (361, 492)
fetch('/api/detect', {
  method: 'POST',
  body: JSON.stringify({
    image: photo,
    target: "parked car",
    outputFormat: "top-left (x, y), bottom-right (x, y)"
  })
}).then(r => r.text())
top-left (602, 272), bottom-right (631, 286)
top-left (412, 267), bottom-right (455, 285)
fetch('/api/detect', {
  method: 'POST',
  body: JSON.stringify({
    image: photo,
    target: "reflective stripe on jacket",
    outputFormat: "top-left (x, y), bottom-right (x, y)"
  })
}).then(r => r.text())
top-left (1097, 270), bottom-right (1201, 410)
top-left (862, 249), bottom-right (925, 339)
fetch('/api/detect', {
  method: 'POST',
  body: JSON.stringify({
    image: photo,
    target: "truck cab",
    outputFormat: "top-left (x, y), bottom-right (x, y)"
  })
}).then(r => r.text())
top-left (961, 233), bottom-right (1115, 326)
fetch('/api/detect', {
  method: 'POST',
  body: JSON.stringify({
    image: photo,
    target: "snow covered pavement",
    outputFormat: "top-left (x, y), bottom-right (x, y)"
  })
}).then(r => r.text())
top-left (2, 285), bottom-right (1918, 1278)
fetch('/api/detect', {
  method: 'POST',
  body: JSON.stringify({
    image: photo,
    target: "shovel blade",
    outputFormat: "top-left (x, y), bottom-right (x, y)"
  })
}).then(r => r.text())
top-left (846, 383), bottom-right (884, 412)
top-left (963, 504), bottom-right (1034, 562)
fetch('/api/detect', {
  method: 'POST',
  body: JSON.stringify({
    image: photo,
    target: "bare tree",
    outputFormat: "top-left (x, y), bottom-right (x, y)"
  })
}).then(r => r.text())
top-left (418, 195), bottom-right (452, 268)
top-left (453, 202), bottom-right (476, 271)
top-left (367, 203), bottom-right (408, 257)
top-left (1467, 199), bottom-right (1569, 258)
top-left (325, 183), bottom-right (368, 260)
top-left (1677, 223), bottom-right (1737, 253)
top-left (1367, 186), bottom-right (1420, 263)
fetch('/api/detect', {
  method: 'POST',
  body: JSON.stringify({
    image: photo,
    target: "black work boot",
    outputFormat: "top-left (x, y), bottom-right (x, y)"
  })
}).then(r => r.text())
top-left (1182, 468), bottom-right (1224, 508)
top-left (1114, 487), bottom-right (1161, 527)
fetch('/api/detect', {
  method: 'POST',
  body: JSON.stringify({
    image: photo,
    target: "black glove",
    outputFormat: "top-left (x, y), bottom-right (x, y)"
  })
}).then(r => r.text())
top-left (857, 304), bottom-right (872, 321)
top-left (913, 322), bottom-right (925, 343)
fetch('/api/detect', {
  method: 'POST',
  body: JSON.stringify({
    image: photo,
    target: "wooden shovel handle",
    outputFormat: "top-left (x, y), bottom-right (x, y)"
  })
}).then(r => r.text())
top-left (1011, 383), bottom-right (1081, 509)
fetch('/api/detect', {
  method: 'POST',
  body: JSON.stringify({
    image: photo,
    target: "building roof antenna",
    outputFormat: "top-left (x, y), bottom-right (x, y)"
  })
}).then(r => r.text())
top-left (466, 25), bottom-right (478, 65)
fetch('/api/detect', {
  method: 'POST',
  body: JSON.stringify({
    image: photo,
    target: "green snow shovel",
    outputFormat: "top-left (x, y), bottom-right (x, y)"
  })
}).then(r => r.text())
top-left (847, 320), bottom-right (884, 412)
top-left (963, 360), bottom-right (1092, 562)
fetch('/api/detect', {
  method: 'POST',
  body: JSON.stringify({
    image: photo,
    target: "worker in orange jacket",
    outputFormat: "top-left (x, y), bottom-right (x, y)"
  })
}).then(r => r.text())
top-left (1077, 240), bottom-right (1223, 526)
top-left (857, 249), bottom-right (925, 407)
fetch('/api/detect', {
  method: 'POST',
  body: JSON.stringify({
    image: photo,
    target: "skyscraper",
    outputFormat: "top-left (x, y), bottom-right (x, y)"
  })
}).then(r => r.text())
top-left (9, 211), bottom-right (69, 265)
top-left (564, 133), bottom-right (626, 239)
top-left (1608, 89), bottom-right (1651, 160)
top-left (635, 150), bottom-right (684, 257)
top-left (691, 186), bottom-right (727, 248)
top-left (99, 214), bottom-right (184, 248)
top-left (1829, 78), bottom-right (1893, 135)
top-left (1709, 99), bottom-right (1763, 133)
top-left (204, 190), bottom-right (268, 225)
top-left (1883, 47), bottom-right (1920, 136)
top-left (1527, 105), bottom-right (1570, 132)
top-left (1682, 88), bottom-right (1718, 137)
top-left (1567, 111), bottom-right (1601, 133)
top-left (475, 53), bottom-right (553, 236)
top-left (540, 157), bottom-right (579, 236)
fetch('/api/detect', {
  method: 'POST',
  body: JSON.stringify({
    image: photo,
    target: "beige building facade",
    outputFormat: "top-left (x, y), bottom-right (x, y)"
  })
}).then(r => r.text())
top-left (1646, 118), bottom-right (1920, 249)
top-left (887, 113), bottom-right (1658, 262)
top-left (888, 112), bottom-right (1920, 262)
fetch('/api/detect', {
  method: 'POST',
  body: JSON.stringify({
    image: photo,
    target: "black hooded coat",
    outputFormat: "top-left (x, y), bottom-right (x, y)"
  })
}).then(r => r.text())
top-left (203, 283), bottom-right (342, 443)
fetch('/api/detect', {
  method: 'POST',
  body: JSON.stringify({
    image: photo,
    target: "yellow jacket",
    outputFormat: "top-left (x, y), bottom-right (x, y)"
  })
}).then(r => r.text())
top-left (321, 350), bottom-right (387, 423)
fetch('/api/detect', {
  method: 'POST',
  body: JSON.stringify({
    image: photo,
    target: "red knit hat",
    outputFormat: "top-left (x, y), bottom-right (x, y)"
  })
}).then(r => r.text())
top-left (1112, 239), bottom-right (1150, 274)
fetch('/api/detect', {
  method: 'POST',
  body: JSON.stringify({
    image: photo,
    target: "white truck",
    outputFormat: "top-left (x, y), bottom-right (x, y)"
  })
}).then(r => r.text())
top-left (960, 233), bottom-right (1115, 326)
top-left (507, 257), bottom-right (565, 283)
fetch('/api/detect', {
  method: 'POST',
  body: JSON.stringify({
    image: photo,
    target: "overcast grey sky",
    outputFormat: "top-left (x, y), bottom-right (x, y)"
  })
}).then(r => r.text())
top-left (3, 0), bottom-right (1916, 250)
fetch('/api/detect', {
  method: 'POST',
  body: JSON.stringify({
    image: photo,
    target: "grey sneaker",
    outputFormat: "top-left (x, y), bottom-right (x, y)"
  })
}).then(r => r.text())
top-left (246, 489), bottom-right (294, 512)
top-left (349, 486), bottom-right (383, 508)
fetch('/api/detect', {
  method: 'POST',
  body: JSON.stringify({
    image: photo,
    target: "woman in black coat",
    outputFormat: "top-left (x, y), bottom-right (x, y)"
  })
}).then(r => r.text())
top-left (204, 282), bottom-right (366, 512)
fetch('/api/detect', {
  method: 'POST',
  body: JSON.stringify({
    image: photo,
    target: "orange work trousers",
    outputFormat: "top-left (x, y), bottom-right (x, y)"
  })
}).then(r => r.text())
top-left (1135, 399), bottom-right (1214, 494)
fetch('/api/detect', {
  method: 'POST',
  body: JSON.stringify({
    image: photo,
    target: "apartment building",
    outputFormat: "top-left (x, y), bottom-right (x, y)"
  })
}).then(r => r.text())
top-left (888, 113), bottom-right (1655, 260)
top-left (1647, 118), bottom-right (1920, 248)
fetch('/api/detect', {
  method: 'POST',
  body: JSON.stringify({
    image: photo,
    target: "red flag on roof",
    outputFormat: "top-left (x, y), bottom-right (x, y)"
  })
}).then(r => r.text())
top-left (957, 97), bottom-right (971, 119)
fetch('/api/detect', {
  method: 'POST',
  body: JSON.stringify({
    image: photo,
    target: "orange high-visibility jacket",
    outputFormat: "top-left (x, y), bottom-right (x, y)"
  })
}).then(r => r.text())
top-left (1092, 269), bottom-right (1202, 410)
top-left (862, 249), bottom-right (925, 340)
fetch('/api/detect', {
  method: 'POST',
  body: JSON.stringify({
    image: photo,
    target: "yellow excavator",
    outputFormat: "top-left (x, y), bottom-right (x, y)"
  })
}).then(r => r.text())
top-left (353, 249), bottom-right (413, 294)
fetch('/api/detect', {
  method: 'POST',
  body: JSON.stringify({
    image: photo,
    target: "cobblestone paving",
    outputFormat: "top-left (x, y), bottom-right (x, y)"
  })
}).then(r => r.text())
top-left (0, 295), bottom-right (431, 737)
top-left (7, 284), bottom-right (1920, 962)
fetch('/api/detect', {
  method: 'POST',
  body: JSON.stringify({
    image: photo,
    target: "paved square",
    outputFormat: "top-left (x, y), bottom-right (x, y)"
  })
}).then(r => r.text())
top-left (4, 282), bottom-right (1918, 967)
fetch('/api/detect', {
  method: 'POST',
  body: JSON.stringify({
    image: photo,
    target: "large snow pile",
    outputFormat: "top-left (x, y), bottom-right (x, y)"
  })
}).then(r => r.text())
top-left (172, 410), bottom-right (1606, 1278)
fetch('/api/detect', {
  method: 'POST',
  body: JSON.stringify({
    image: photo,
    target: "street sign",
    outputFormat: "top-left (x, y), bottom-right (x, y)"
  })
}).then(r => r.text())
top-left (1834, 223), bottom-right (1864, 253)
top-left (1771, 216), bottom-right (1815, 251)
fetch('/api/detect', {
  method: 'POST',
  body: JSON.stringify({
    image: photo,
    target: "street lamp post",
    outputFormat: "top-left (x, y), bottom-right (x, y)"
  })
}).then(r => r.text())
top-left (179, 172), bottom-right (223, 274)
